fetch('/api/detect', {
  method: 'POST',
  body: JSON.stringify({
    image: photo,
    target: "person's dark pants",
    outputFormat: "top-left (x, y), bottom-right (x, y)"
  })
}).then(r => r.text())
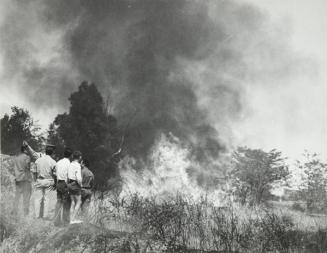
top-left (81, 188), bottom-right (92, 217)
top-left (14, 180), bottom-right (32, 216)
top-left (54, 180), bottom-right (71, 226)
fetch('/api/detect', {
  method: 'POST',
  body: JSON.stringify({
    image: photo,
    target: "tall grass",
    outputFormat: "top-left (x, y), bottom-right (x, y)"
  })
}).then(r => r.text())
top-left (82, 192), bottom-right (327, 252)
top-left (1, 178), bottom-right (327, 252)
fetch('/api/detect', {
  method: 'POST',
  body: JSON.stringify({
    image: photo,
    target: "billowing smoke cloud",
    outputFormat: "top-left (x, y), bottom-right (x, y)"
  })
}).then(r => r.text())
top-left (0, 0), bottom-right (305, 164)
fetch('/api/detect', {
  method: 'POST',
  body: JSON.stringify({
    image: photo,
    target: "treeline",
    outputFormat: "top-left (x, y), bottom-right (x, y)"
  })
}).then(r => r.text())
top-left (1, 81), bottom-right (122, 191)
top-left (229, 148), bottom-right (327, 212)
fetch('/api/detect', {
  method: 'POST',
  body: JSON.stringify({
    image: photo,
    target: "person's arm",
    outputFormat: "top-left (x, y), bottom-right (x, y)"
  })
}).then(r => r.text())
top-left (76, 166), bottom-right (82, 186)
top-left (33, 173), bottom-right (38, 182)
top-left (30, 162), bottom-right (38, 181)
top-left (52, 164), bottom-right (57, 186)
top-left (23, 141), bottom-right (40, 162)
top-left (90, 173), bottom-right (94, 189)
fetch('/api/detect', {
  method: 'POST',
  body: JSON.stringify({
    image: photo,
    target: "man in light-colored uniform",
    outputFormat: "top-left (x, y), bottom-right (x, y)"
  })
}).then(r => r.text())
top-left (12, 145), bottom-right (32, 216)
top-left (24, 141), bottom-right (56, 219)
top-left (54, 148), bottom-right (72, 226)
top-left (67, 151), bottom-right (83, 224)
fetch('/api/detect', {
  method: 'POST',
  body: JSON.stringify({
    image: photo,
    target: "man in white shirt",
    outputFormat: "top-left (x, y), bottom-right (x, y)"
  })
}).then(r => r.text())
top-left (67, 150), bottom-right (82, 223)
top-left (54, 148), bottom-right (72, 226)
top-left (23, 141), bottom-right (56, 219)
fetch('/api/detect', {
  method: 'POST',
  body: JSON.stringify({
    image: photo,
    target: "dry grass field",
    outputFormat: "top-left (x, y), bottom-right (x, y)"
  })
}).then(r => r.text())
top-left (1, 155), bottom-right (327, 252)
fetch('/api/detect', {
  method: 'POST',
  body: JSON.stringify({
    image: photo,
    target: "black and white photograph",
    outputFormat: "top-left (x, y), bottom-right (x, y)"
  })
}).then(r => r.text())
top-left (0, 0), bottom-right (326, 252)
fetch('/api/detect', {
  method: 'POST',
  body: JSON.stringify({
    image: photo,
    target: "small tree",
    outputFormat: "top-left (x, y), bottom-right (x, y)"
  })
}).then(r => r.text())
top-left (230, 147), bottom-right (289, 205)
top-left (297, 151), bottom-right (327, 212)
top-left (1, 106), bottom-right (43, 155)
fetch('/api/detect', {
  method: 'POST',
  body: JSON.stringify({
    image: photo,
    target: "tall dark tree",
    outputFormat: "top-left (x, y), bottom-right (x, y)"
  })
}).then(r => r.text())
top-left (52, 82), bottom-right (120, 190)
top-left (230, 147), bottom-right (289, 205)
top-left (1, 106), bottom-right (43, 155)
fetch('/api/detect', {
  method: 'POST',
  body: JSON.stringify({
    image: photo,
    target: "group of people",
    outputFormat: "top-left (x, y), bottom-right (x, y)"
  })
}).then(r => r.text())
top-left (12, 141), bottom-right (94, 226)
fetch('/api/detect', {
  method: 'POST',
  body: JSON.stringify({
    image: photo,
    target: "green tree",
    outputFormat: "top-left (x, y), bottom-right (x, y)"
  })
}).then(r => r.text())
top-left (1, 106), bottom-right (43, 155)
top-left (297, 151), bottom-right (327, 212)
top-left (230, 147), bottom-right (289, 205)
top-left (52, 82), bottom-right (121, 190)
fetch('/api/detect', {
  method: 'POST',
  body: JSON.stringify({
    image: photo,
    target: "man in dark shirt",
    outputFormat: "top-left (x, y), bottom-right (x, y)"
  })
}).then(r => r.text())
top-left (80, 159), bottom-right (94, 217)
top-left (13, 145), bottom-right (32, 216)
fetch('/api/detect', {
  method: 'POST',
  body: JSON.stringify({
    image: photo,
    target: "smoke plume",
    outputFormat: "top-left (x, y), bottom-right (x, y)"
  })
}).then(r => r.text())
top-left (0, 0), bottom-right (305, 165)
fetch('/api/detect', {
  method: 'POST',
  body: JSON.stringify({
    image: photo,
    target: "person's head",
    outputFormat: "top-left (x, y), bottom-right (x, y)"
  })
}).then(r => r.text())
top-left (81, 158), bottom-right (89, 169)
top-left (45, 143), bottom-right (56, 156)
top-left (72, 150), bottom-right (82, 162)
top-left (63, 147), bottom-right (73, 158)
top-left (45, 146), bottom-right (54, 156)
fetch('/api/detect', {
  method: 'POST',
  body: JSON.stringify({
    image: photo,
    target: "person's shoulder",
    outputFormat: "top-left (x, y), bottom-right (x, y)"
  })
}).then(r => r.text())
top-left (57, 157), bottom-right (69, 164)
top-left (84, 167), bottom-right (92, 173)
top-left (64, 158), bottom-right (71, 165)
top-left (23, 153), bottom-right (31, 161)
top-left (47, 155), bottom-right (56, 165)
top-left (71, 161), bottom-right (81, 168)
top-left (68, 161), bottom-right (75, 167)
top-left (35, 153), bottom-right (44, 163)
top-left (21, 153), bottom-right (28, 157)
top-left (36, 152), bottom-right (44, 160)
top-left (15, 153), bottom-right (23, 159)
top-left (87, 168), bottom-right (94, 177)
top-left (13, 153), bottom-right (22, 161)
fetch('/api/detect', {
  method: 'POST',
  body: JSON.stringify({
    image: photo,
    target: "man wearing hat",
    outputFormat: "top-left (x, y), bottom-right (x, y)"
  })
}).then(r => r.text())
top-left (23, 141), bottom-right (57, 219)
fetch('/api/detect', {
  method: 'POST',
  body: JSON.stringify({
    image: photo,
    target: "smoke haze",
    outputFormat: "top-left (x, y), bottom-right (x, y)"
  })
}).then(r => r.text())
top-left (0, 0), bottom-right (319, 160)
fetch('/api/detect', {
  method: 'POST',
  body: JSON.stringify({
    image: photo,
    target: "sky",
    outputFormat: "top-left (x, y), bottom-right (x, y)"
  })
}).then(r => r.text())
top-left (0, 0), bottom-right (326, 161)
top-left (233, 0), bottom-right (327, 160)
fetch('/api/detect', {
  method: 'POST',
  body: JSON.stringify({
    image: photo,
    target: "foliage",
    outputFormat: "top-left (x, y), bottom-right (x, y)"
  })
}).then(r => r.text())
top-left (1, 106), bottom-right (44, 155)
top-left (50, 82), bottom-right (121, 190)
top-left (230, 147), bottom-right (290, 206)
top-left (297, 151), bottom-right (327, 212)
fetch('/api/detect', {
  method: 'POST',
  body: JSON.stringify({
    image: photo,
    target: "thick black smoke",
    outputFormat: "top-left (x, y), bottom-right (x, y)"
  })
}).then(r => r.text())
top-left (39, 0), bottom-right (227, 160)
top-left (0, 0), bottom-right (303, 163)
